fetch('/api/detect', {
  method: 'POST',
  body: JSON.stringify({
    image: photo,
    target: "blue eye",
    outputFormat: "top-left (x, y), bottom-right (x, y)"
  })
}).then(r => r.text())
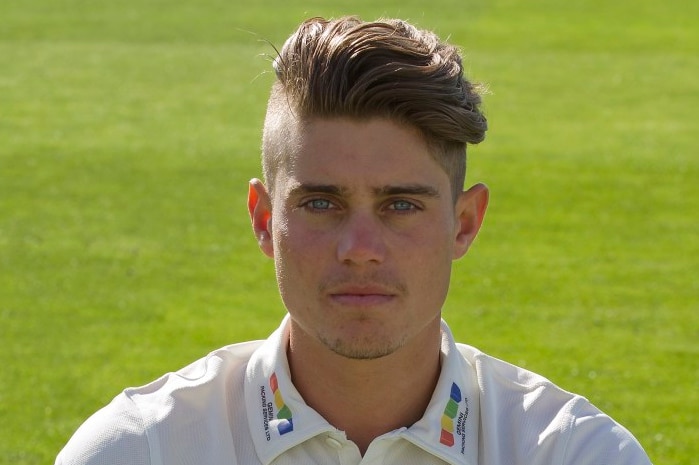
top-left (306, 199), bottom-right (333, 210)
top-left (390, 200), bottom-right (416, 211)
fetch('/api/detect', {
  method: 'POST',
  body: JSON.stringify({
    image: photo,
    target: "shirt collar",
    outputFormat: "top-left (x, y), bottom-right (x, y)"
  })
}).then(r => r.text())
top-left (244, 316), bottom-right (480, 465)
top-left (397, 320), bottom-right (480, 465)
top-left (244, 315), bottom-right (335, 464)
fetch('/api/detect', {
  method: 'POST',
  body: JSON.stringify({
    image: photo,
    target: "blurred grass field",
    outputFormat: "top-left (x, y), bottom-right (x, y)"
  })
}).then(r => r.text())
top-left (1, 0), bottom-right (697, 463)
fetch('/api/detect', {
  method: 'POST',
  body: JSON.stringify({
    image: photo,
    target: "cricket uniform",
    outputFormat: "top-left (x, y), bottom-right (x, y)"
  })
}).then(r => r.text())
top-left (56, 316), bottom-right (651, 465)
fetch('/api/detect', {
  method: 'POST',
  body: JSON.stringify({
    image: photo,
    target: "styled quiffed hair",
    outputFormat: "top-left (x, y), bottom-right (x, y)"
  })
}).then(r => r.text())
top-left (262, 16), bottom-right (487, 200)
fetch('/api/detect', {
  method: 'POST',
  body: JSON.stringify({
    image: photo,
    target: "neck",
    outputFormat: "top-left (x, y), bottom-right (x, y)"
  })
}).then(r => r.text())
top-left (287, 320), bottom-right (442, 455)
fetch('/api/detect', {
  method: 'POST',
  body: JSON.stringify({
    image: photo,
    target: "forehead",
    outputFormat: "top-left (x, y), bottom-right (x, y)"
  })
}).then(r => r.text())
top-left (275, 117), bottom-right (450, 195)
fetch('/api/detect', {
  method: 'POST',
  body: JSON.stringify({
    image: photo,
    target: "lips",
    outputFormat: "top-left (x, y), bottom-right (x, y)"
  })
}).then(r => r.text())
top-left (330, 293), bottom-right (395, 306)
top-left (326, 284), bottom-right (398, 307)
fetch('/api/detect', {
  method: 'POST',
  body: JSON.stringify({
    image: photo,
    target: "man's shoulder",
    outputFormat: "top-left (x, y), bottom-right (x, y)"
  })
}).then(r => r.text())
top-left (116, 339), bottom-right (263, 404)
top-left (120, 338), bottom-right (266, 421)
top-left (452, 343), bottom-right (652, 464)
top-left (56, 393), bottom-right (150, 465)
top-left (152, 340), bottom-right (264, 388)
top-left (56, 339), bottom-right (265, 465)
top-left (453, 342), bottom-right (588, 418)
top-left (454, 343), bottom-right (572, 396)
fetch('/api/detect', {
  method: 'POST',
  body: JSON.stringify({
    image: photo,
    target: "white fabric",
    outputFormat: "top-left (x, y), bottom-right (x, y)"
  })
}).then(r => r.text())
top-left (56, 316), bottom-right (651, 464)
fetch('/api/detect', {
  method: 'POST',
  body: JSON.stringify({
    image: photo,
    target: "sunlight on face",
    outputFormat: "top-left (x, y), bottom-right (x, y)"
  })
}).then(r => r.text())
top-left (270, 118), bottom-right (460, 360)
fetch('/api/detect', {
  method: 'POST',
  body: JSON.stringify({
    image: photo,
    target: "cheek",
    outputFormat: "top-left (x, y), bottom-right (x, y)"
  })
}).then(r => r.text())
top-left (404, 226), bottom-right (455, 288)
top-left (400, 219), bottom-right (455, 258)
top-left (272, 219), bottom-right (327, 283)
top-left (272, 226), bottom-right (332, 314)
top-left (274, 220), bottom-right (320, 257)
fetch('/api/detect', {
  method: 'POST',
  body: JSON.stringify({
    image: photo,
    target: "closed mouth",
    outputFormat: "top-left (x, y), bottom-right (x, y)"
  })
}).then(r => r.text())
top-left (327, 285), bottom-right (397, 306)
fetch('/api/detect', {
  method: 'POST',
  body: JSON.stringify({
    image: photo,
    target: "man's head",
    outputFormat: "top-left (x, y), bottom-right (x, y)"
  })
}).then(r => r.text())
top-left (249, 17), bottom-right (489, 362)
top-left (262, 16), bottom-right (487, 202)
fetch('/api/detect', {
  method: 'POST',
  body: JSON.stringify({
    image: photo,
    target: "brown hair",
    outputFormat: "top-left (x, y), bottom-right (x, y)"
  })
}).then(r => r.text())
top-left (262, 16), bottom-right (487, 201)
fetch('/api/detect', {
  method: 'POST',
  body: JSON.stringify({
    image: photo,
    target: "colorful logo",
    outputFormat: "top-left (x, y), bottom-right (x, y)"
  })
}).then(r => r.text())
top-left (270, 373), bottom-right (294, 435)
top-left (439, 382), bottom-right (462, 446)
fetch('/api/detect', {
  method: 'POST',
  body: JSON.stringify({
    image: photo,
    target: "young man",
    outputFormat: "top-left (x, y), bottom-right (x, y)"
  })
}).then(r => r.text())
top-left (56, 17), bottom-right (652, 464)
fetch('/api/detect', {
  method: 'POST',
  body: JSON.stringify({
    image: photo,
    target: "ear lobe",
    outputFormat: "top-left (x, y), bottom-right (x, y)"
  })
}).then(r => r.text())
top-left (248, 178), bottom-right (274, 258)
top-left (453, 183), bottom-right (489, 259)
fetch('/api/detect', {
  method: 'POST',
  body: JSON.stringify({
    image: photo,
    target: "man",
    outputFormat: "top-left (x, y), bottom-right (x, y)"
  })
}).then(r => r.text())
top-left (57, 16), bottom-right (652, 464)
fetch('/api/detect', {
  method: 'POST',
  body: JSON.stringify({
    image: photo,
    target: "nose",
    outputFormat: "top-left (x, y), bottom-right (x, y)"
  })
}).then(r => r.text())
top-left (336, 212), bottom-right (387, 265)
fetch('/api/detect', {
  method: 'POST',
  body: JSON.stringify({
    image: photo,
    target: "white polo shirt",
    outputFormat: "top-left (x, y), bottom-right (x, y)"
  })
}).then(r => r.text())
top-left (56, 316), bottom-right (651, 465)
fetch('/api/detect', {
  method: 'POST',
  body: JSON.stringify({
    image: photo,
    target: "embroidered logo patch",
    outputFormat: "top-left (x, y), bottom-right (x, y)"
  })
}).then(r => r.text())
top-left (269, 372), bottom-right (294, 435)
top-left (259, 372), bottom-right (294, 441)
top-left (439, 381), bottom-right (470, 453)
top-left (439, 382), bottom-right (462, 446)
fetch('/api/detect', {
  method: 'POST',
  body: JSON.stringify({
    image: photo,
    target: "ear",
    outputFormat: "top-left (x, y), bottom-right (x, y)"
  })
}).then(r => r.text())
top-left (247, 178), bottom-right (274, 258)
top-left (452, 183), bottom-right (489, 259)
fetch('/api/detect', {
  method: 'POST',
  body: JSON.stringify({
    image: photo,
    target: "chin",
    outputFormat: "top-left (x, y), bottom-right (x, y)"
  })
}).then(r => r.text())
top-left (320, 332), bottom-right (406, 360)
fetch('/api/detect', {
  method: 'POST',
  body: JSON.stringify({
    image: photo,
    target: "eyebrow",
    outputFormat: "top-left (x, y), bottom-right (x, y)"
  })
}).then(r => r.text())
top-left (374, 184), bottom-right (441, 198)
top-left (287, 183), bottom-right (440, 199)
top-left (287, 183), bottom-right (348, 198)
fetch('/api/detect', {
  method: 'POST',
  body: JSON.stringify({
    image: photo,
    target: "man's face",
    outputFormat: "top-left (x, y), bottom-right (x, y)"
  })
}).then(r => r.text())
top-left (251, 117), bottom-right (485, 360)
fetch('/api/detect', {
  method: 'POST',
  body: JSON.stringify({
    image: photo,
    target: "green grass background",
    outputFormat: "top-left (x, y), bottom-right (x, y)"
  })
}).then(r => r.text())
top-left (1, 0), bottom-right (697, 463)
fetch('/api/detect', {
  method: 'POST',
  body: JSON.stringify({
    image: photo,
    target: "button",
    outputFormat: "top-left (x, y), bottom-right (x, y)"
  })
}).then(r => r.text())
top-left (325, 436), bottom-right (343, 450)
